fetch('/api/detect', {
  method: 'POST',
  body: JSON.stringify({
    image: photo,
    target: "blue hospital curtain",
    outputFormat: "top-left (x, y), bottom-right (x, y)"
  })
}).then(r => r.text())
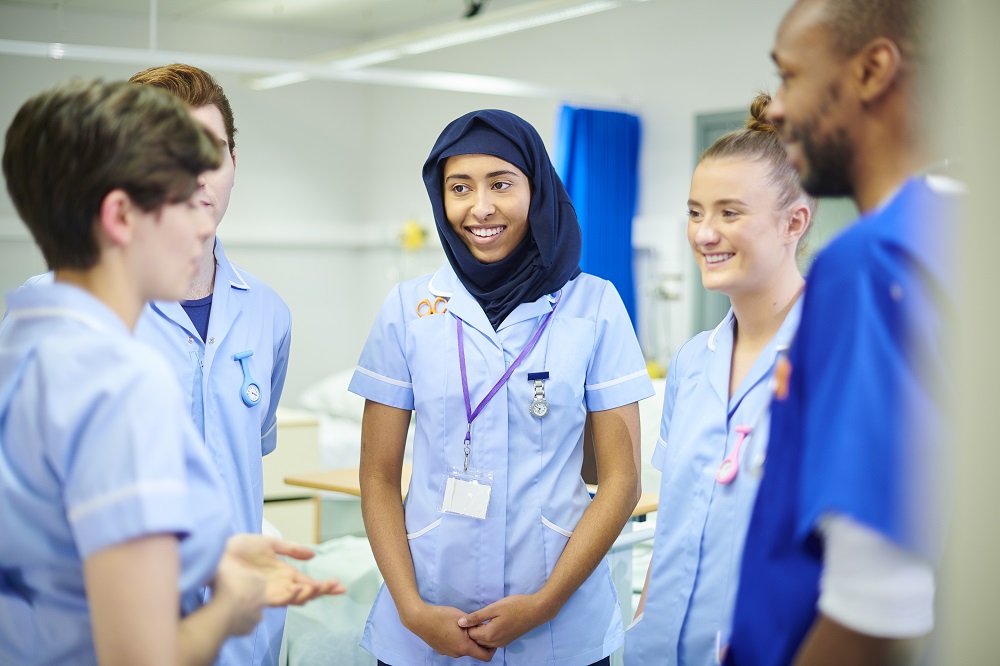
top-left (555, 105), bottom-right (642, 330)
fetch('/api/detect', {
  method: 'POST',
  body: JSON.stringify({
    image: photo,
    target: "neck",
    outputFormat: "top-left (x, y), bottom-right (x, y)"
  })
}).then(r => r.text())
top-left (186, 236), bottom-right (217, 300)
top-left (729, 268), bottom-right (804, 347)
top-left (54, 263), bottom-right (144, 331)
top-left (852, 151), bottom-right (927, 213)
top-left (851, 99), bottom-right (930, 213)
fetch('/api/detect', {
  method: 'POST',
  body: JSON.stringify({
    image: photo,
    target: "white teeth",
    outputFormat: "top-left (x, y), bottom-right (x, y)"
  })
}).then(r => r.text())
top-left (470, 227), bottom-right (503, 238)
top-left (705, 253), bottom-right (734, 264)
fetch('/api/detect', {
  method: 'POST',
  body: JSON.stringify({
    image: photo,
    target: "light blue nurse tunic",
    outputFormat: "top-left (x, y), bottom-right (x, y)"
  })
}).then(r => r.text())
top-left (349, 265), bottom-right (654, 666)
top-left (5, 240), bottom-right (292, 666)
top-left (136, 239), bottom-right (292, 666)
top-left (624, 300), bottom-right (801, 666)
top-left (0, 283), bottom-right (230, 665)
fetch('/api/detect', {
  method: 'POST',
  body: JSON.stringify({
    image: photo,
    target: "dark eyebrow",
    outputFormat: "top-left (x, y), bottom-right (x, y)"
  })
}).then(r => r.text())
top-left (445, 169), bottom-right (521, 181)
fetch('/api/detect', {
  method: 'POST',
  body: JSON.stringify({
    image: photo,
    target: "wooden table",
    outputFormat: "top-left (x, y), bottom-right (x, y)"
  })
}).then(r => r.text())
top-left (284, 464), bottom-right (659, 518)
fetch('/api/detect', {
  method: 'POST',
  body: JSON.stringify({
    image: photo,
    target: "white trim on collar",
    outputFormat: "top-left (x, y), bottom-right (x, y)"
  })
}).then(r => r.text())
top-left (707, 309), bottom-right (735, 352)
top-left (925, 174), bottom-right (965, 195)
top-left (427, 271), bottom-right (452, 298)
top-left (228, 262), bottom-right (250, 290)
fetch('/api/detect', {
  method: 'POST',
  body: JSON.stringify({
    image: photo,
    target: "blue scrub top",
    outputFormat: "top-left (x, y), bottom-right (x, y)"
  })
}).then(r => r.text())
top-left (137, 239), bottom-right (292, 666)
top-left (0, 283), bottom-right (230, 665)
top-left (625, 300), bottom-right (801, 666)
top-left (349, 265), bottom-right (655, 666)
top-left (2, 240), bottom-right (293, 666)
top-left (726, 177), bottom-right (958, 665)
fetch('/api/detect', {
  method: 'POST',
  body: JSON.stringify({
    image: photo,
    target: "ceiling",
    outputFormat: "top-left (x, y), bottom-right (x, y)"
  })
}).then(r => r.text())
top-left (0, 0), bottom-right (546, 43)
top-left (0, 0), bottom-right (647, 97)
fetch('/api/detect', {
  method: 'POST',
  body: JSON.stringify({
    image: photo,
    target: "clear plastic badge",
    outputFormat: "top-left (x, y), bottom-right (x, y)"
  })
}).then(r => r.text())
top-left (440, 466), bottom-right (494, 520)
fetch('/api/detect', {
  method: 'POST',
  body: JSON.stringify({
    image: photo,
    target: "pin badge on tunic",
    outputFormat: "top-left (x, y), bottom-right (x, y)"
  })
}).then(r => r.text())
top-left (527, 371), bottom-right (549, 417)
top-left (232, 350), bottom-right (261, 407)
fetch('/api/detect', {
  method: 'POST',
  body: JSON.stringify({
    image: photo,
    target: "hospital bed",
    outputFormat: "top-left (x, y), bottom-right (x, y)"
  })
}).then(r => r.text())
top-left (265, 369), bottom-right (665, 665)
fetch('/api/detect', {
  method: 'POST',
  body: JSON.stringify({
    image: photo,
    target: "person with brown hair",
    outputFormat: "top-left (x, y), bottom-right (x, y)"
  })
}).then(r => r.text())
top-left (623, 92), bottom-right (814, 665)
top-left (128, 63), bottom-right (293, 666)
top-left (726, 0), bottom-right (958, 663)
top-left (0, 78), bottom-right (341, 666)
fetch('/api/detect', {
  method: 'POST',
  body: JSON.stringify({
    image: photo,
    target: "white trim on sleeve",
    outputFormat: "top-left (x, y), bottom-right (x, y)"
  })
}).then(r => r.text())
top-left (586, 369), bottom-right (649, 392)
top-left (354, 366), bottom-right (412, 389)
top-left (68, 480), bottom-right (187, 524)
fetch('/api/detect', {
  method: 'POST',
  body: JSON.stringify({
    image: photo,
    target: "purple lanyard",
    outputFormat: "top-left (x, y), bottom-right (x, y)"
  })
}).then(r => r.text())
top-left (456, 294), bottom-right (560, 470)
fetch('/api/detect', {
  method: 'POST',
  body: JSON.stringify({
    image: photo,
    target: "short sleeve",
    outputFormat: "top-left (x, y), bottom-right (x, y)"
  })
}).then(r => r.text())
top-left (348, 284), bottom-right (415, 410)
top-left (584, 281), bottom-right (654, 412)
top-left (63, 354), bottom-right (198, 559)
top-left (796, 248), bottom-right (942, 557)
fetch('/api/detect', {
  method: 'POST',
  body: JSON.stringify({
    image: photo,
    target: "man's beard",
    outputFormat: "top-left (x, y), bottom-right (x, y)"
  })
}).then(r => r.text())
top-left (796, 121), bottom-right (855, 199)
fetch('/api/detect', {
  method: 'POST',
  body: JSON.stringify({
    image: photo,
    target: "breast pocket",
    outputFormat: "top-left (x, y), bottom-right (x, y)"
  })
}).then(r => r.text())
top-left (529, 318), bottom-right (594, 417)
top-left (407, 315), bottom-right (456, 416)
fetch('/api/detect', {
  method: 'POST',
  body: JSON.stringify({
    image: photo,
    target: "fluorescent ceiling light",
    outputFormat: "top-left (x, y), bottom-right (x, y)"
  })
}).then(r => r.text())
top-left (249, 71), bottom-right (309, 90)
top-left (247, 0), bottom-right (645, 88)
top-left (397, 1), bottom-right (619, 57)
top-left (0, 0), bottom-right (647, 98)
top-left (0, 38), bottom-right (620, 101)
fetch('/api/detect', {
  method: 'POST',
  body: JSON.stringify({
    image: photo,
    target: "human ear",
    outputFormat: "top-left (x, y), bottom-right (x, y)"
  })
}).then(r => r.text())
top-left (96, 189), bottom-right (136, 248)
top-left (785, 202), bottom-right (811, 245)
top-left (853, 36), bottom-right (903, 104)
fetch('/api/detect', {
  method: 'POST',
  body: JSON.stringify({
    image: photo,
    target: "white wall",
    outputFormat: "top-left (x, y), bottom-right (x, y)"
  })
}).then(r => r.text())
top-left (0, 0), bottom-right (793, 400)
top-left (940, 0), bottom-right (999, 661)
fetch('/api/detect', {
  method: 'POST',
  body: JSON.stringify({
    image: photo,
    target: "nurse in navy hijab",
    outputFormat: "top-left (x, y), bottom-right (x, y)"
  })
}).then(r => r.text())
top-left (424, 109), bottom-right (582, 329)
top-left (349, 109), bottom-right (654, 665)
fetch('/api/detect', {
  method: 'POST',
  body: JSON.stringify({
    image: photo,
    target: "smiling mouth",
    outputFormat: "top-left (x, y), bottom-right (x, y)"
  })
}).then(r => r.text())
top-left (469, 226), bottom-right (504, 238)
top-left (704, 253), bottom-right (734, 264)
top-left (466, 226), bottom-right (507, 244)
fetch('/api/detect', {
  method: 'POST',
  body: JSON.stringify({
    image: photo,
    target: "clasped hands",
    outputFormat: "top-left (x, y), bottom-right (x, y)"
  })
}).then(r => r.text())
top-left (406, 594), bottom-right (554, 662)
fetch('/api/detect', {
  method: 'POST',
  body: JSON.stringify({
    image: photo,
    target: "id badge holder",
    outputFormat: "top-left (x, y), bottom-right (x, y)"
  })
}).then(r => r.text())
top-left (440, 466), bottom-right (494, 520)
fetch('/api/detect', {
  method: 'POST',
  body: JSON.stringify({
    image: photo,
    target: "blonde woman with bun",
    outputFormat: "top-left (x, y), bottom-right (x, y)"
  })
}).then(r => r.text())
top-left (624, 93), bottom-right (815, 666)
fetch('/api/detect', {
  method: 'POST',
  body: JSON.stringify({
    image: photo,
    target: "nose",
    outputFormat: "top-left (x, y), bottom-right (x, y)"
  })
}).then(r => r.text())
top-left (693, 217), bottom-right (720, 247)
top-left (471, 189), bottom-right (496, 220)
top-left (196, 173), bottom-right (208, 189)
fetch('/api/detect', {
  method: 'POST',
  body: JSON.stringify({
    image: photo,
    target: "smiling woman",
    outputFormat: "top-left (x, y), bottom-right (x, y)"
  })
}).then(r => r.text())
top-left (348, 108), bottom-right (655, 666)
top-left (624, 92), bottom-right (816, 666)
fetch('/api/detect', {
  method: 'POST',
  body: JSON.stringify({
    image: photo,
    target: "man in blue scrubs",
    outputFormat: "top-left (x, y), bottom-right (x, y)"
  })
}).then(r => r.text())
top-left (126, 64), bottom-right (293, 666)
top-left (726, 0), bottom-right (958, 664)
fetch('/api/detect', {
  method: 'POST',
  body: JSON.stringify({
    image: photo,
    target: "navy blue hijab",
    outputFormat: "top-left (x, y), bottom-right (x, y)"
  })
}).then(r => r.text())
top-left (423, 109), bottom-right (582, 329)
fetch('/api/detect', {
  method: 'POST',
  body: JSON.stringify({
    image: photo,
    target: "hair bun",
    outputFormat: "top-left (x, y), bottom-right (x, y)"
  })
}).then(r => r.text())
top-left (746, 91), bottom-right (778, 134)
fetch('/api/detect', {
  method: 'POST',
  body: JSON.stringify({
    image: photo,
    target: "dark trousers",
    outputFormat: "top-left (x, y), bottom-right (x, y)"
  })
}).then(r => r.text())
top-left (378, 657), bottom-right (611, 666)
